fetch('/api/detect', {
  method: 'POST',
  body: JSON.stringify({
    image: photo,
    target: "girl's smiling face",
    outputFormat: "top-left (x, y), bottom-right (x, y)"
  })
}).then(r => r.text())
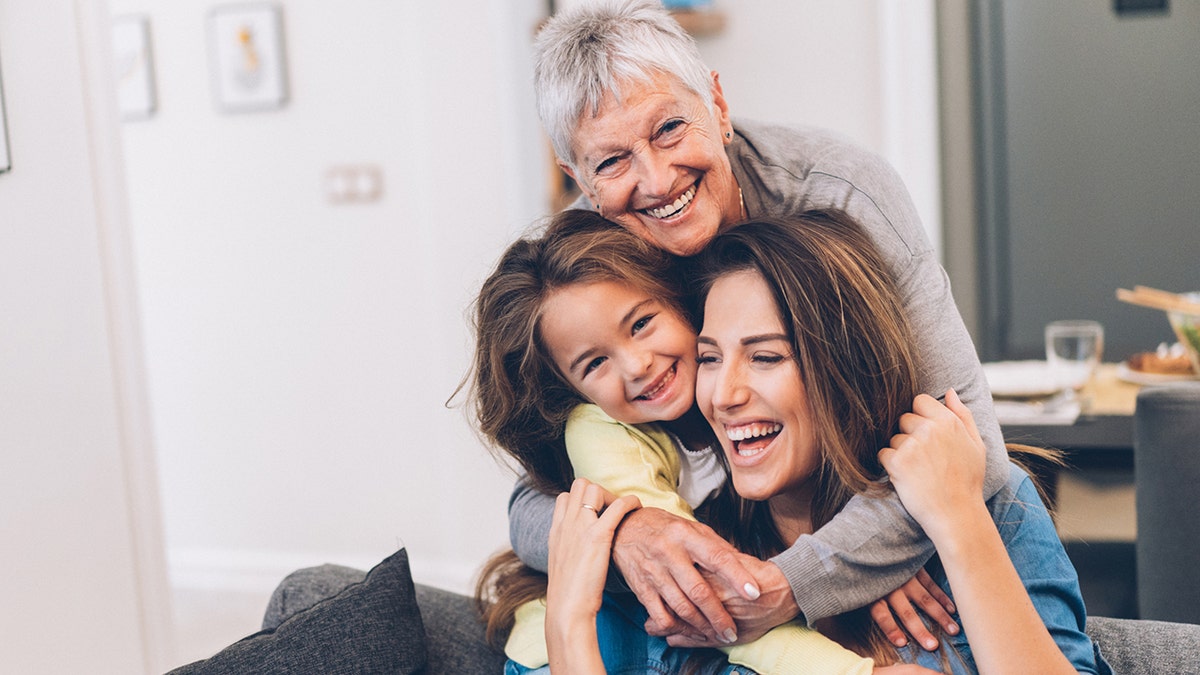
top-left (539, 279), bottom-right (697, 425)
top-left (696, 270), bottom-right (819, 510)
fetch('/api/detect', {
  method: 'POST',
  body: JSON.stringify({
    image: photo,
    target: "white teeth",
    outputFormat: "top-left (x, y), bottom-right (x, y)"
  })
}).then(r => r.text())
top-left (645, 185), bottom-right (696, 219)
top-left (725, 423), bottom-right (782, 442)
top-left (730, 423), bottom-right (782, 457)
top-left (636, 365), bottom-right (675, 400)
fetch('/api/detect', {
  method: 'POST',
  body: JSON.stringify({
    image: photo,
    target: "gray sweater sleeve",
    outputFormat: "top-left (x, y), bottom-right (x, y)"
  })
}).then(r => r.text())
top-left (508, 474), bottom-right (552, 573)
top-left (732, 119), bottom-right (1007, 622)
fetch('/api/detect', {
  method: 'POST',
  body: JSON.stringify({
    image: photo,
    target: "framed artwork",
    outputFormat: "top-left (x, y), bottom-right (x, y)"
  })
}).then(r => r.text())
top-left (112, 16), bottom-right (157, 121)
top-left (207, 3), bottom-right (288, 112)
top-left (0, 48), bottom-right (9, 174)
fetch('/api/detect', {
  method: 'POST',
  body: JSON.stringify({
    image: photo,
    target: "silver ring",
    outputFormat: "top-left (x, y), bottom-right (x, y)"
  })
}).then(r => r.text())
top-left (581, 503), bottom-right (597, 513)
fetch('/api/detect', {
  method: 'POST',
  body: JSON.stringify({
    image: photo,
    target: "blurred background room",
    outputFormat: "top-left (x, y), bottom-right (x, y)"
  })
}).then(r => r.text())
top-left (2, 1), bottom-right (1196, 672)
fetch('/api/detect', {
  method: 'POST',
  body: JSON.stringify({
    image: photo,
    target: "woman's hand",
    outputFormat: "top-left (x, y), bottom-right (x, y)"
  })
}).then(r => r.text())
top-left (610, 508), bottom-right (763, 645)
top-left (868, 568), bottom-right (958, 651)
top-left (877, 389), bottom-right (988, 542)
top-left (881, 392), bottom-right (1077, 675)
top-left (663, 555), bottom-right (799, 648)
top-left (545, 478), bottom-right (640, 673)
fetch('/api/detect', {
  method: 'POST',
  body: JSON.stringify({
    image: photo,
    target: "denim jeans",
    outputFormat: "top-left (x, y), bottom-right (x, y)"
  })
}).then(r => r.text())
top-left (505, 592), bottom-right (755, 675)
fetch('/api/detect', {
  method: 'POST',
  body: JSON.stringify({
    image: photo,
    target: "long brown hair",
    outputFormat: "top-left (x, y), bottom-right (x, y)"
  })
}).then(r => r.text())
top-left (689, 212), bottom-right (1066, 665)
top-left (692, 211), bottom-right (919, 521)
top-left (689, 211), bottom-right (922, 663)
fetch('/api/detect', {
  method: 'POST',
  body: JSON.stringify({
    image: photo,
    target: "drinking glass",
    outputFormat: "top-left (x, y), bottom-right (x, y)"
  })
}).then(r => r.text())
top-left (1045, 320), bottom-right (1104, 391)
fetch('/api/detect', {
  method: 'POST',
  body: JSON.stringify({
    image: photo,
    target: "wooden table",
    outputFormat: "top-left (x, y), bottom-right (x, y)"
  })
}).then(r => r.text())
top-left (1001, 364), bottom-right (1139, 454)
top-left (1000, 364), bottom-right (1142, 506)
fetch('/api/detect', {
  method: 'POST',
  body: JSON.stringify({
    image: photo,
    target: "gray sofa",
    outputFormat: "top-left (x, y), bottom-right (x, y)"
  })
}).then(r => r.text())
top-left (165, 547), bottom-right (1200, 674)
top-left (1134, 382), bottom-right (1200, 625)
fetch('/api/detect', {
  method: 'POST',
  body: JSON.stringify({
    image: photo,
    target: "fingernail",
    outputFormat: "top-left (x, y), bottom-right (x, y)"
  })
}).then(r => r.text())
top-left (946, 622), bottom-right (960, 635)
top-left (893, 637), bottom-right (908, 647)
top-left (924, 638), bottom-right (938, 650)
top-left (743, 582), bottom-right (760, 600)
top-left (722, 629), bottom-right (738, 644)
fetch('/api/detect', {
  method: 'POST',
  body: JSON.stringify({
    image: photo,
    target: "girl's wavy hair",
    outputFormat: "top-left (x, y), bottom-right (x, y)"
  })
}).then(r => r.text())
top-left (533, 0), bottom-right (714, 170)
top-left (469, 208), bottom-right (684, 495)
top-left (469, 208), bottom-right (685, 648)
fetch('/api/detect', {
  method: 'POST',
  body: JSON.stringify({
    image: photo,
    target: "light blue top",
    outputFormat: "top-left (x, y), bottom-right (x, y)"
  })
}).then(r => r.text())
top-left (900, 461), bottom-right (1110, 674)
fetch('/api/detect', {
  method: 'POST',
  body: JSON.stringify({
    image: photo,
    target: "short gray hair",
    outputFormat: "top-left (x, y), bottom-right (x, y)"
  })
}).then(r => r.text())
top-left (534, 0), bottom-right (714, 170)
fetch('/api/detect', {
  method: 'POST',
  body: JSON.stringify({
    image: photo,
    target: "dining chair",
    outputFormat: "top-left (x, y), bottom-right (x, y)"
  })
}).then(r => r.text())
top-left (1134, 381), bottom-right (1200, 624)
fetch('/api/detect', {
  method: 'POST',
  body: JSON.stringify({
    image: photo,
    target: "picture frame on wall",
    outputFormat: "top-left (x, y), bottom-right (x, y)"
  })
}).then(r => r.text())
top-left (207, 3), bottom-right (288, 113)
top-left (112, 15), bottom-right (157, 121)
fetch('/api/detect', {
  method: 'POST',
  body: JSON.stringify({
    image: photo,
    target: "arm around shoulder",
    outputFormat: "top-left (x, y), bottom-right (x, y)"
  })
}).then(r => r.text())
top-left (508, 474), bottom-right (553, 574)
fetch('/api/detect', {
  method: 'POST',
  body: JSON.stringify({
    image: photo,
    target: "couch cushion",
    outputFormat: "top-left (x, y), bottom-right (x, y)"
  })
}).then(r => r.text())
top-left (1087, 615), bottom-right (1200, 675)
top-left (415, 583), bottom-right (509, 673)
top-left (169, 548), bottom-right (427, 675)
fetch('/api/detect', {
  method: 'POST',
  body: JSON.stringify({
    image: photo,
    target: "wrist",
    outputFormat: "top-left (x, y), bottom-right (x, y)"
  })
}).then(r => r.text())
top-left (547, 619), bottom-right (602, 674)
top-left (761, 561), bottom-right (801, 621)
top-left (923, 501), bottom-right (997, 559)
top-left (610, 505), bottom-right (642, 547)
top-left (546, 606), bottom-right (599, 639)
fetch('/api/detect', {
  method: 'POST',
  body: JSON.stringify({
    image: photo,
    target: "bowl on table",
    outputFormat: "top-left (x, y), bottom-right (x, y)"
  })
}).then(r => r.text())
top-left (1167, 292), bottom-right (1200, 375)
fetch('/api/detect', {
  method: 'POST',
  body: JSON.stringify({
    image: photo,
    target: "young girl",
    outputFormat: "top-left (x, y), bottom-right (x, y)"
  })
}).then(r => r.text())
top-left (470, 209), bottom-right (888, 673)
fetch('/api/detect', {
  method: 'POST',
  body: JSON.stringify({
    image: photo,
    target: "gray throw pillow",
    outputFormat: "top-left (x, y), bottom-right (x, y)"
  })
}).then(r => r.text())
top-left (168, 548), bottom-right (427, 674)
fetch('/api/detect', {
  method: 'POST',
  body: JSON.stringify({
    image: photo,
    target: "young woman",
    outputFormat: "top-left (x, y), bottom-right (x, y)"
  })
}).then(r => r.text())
top-left (682, 213), bottom-right (1106, 673)
top-left (471, 210), bottom-right (890, 673)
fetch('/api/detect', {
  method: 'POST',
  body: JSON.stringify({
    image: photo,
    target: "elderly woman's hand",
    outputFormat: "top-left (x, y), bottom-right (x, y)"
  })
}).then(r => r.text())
top-left (663, 553), bottom-right (799, 648)
top-left (610, 508), bottom-right (766, 645)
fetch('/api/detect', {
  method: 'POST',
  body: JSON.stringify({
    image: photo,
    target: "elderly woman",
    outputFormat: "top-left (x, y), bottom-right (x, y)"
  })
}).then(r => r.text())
top-left (508, 0), bottom-right (1010, 651)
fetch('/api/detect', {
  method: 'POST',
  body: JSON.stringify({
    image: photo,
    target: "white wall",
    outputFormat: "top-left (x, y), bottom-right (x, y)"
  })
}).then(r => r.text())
top-left (697, 0), bottom-right (942, 254)
top-left (0, 0), bottom-right (172, 672)
top-left (108, 0), bottom-right (943, 600)
top-left (110, 0), bottom-right (547, 594)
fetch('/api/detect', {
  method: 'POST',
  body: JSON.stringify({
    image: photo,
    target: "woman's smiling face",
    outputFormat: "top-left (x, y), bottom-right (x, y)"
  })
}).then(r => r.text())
top-left (564, 71), bottom-right (743, 257)
top-left (696, 270), bottom-right (819, 505)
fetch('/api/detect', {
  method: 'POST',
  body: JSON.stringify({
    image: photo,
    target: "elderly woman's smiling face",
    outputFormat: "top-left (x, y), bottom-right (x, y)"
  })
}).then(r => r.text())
top-left (564, 71), bottom-right (744, 257)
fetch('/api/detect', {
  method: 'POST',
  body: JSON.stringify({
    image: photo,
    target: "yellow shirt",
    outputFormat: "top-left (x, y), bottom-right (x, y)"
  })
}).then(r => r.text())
top-left (504, 405), bottom-right (873, 674)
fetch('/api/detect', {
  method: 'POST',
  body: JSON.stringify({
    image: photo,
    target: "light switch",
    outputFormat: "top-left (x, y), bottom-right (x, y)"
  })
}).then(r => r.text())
top-left (325, 165), bottom-right (383, 204)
